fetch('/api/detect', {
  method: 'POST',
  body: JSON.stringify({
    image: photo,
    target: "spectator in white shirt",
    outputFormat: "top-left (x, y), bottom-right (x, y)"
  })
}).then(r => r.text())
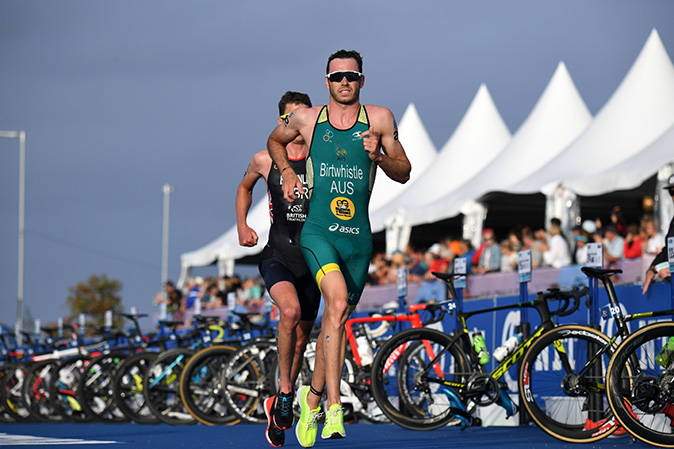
top-left (536, 222), bottom-right (571, 268)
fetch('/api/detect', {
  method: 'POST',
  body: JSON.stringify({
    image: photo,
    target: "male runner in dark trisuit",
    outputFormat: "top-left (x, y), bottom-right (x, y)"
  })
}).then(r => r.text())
top-left (267, 50), bottom-right (411, 447)
top-left (236, 91), bottom-right (319, 447)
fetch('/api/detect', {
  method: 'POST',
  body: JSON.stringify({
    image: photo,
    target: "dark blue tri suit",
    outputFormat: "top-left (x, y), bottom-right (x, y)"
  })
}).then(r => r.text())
top-left (258, 155), bottom-right (321, 321)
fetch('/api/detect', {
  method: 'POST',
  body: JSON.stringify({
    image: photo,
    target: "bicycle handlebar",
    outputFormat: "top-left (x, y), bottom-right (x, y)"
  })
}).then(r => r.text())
top-left (431, 270), bottom-right (586, 318)
top-left (419, 301), bottom-right (448, 325)
top-left (535, 286), bottom-right (587, 317)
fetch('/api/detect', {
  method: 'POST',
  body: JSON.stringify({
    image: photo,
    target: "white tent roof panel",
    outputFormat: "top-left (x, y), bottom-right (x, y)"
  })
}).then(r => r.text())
top-left (419, 60), bottom-right (591, 224)
top-left (519, 29), bottom-right (674, 195)
top-left (369, 103), bottom-right (438, 213)
top-left (369, 84), bottom-right (511, 230)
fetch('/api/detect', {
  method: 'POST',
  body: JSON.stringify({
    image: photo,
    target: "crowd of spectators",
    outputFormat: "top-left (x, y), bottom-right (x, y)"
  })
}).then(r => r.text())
top-left (153, 206), bottom-right (666, 321)
top-left (365, 206), bottom-right (665, 289)
top-left (153, 274), bottom-right (269, 325)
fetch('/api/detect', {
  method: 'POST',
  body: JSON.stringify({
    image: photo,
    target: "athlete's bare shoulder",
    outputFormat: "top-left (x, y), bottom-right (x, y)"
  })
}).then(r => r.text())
top-left (363, 104), bottom-right (395, 124)
top-left (283, 105), bottom-right (322, 148)
top-left (286, 105), bottom-right (322, 128)
top-left (363, 105), bottom-right (398, 139)
top-left (249, 149), bottom-right (272, 177)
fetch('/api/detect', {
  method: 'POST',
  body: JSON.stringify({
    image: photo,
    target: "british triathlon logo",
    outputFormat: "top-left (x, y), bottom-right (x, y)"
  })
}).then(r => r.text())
top-left (336, 148), bottom-right (347, 161)
top-left (331, 197), bottom-right (354, 220)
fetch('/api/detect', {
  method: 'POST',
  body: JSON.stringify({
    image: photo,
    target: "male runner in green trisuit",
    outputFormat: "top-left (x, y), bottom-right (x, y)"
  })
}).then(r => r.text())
top-left (267, 49), bottom-right (411, 447)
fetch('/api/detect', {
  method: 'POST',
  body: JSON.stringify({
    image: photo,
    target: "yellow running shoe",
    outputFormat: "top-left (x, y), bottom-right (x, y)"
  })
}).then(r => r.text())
top-left (321, 404), bottom-right (345, 440)
top-left (295, 386), bottom-right (322, 448)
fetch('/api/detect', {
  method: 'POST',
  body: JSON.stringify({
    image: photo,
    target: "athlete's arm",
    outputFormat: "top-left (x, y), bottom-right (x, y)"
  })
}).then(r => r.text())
top-left (236, 150), bottom-right (269, 247)
top-left (267, 109), bottom-right (311, 202)
top-left (363, 107), bottom-right (411, 184)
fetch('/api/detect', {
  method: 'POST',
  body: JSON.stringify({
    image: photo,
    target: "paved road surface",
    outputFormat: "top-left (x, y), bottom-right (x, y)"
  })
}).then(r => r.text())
top-left (0, 422), bottom-right (648, 448)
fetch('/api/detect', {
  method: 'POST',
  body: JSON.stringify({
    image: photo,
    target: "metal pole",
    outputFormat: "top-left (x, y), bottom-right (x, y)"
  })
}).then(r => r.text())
top-left (0, 130), bottom-right (25, 346)
top-left (161, 184), bottom-right (175, 299)
top-left (18, 131), bottom-right (25, 343)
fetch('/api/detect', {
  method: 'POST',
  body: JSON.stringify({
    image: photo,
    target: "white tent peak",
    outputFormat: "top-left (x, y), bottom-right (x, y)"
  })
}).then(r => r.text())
top-left (438, 84), bottom-right (508, 154)
top-left (535, 27), bottom-right (674, 195)
top-left (418, 60), bottom-right (592, 224)
top-left (368, 102), bottom-right (437, 212)
top-left (502, 60), bottom-right (593, 193)
top-left (179, 196), bottom-right (270, 277)
top-left (369, 83), bottom-right (511, 230)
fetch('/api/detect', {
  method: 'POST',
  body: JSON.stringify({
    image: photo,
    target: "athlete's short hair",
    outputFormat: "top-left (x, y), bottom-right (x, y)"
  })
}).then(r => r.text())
top-left (278, 91), bottom-right (312, 116)
top-left (326, 49), bottom-right (363, 74)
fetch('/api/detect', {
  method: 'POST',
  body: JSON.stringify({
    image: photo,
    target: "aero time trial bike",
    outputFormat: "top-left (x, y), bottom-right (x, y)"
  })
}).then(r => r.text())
top-left (607, 319), bottom-right (674, 448)
top-left (518, 266), bottom-right (674, 444)
top-left (370, 271), bottom-right (585, 431)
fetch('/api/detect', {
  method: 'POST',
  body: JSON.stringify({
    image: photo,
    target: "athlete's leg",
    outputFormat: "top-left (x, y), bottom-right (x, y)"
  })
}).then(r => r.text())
top-left (299, 232), bottom-right (341, 409)
top-left (317, 270), bottom-right (350, 408)
top-left (306, 328), bottom-right (325, 410)
top-left (291, 319), bottom-right (315, 384)
top-left (269, 281), bottom-right (302, 394)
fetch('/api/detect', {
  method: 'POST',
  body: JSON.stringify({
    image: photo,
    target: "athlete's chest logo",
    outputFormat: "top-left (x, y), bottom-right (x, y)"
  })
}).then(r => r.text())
top-left (331, 197), bottom-right (355, 220)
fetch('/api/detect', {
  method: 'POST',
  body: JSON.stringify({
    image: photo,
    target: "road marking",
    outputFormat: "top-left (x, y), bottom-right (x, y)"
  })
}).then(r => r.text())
top-left (0, 433), bottom-right (117, 446)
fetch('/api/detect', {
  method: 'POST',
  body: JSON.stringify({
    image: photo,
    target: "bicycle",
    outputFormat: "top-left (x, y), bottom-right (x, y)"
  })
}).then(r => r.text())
top-left (144, 314), bottom-right (236, 425)
top-left (179, 311), bottom-right (274, 426)
top-left (518, 266), bottom-right (674, 443)
top-left (21, 326), bottom-right (74, 424)
top-left (112, 319), bottom-right (185, 424)
top-left (0, 328), bottom-right (41, 423)
top-left (193, 301), bottom-right (446, 426)
top-left (78, 313), bottom-right (156, 423)
top-left (606, 320), bottom-right (674, 447)
top-left (8, 323), bottom-right (106, 423)
top-left (369, 271), bottom-right (584, 431)
top-left (341, 301), bottom-right (449, 423)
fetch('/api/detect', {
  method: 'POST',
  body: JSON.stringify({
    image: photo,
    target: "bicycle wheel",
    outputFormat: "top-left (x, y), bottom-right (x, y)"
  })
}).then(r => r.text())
top-left (1, 362), bottom-right (34, 422)
top-left (144, 348), bottom-right (196, 425)
top-left (0, 365), bottom-right (16, 423)
top-left (222, 339), bottom-right (276, 424)
top-left (518, 324), bottom-right (617, 443)
top-left (370, 327), bottom-right (471, 431)
top-left (21, 360), bottom-right (64, 423)
top-left (179, 344), bottom-right (240, 425)
top-left (79, 350), bottom-right (129, 423)
top-left (607, 321), bottom-right (674, 448)
top-left (50, 356), bottom-right (94, 423)
top-left (113, 351), bottom-right (160, 424)
top-left (341, 352), bottom-right (388, 423)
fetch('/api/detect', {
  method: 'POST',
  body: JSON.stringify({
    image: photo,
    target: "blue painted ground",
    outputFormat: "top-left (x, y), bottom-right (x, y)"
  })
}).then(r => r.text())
top-left (0, 422), bottom-right (649, 449)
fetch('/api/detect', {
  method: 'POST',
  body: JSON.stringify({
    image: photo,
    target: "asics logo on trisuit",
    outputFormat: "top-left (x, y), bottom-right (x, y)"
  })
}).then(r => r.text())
top-left (328, 223), bottom-right (360, 234)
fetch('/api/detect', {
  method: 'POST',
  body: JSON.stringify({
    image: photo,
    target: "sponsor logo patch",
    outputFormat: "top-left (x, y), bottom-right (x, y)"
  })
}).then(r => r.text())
top-left (331, 197), bottom-right (355, 220)
top-left (328, 223), bottom-right (360, 234)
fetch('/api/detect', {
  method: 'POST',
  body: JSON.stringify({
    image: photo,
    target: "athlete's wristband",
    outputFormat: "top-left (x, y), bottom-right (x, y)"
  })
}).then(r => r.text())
top-left (655, 262), bottom-right (669, 273)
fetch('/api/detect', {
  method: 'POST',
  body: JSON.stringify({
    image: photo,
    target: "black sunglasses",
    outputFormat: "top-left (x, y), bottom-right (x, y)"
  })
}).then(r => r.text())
top-left (326, 70), bottom-right (363, 83)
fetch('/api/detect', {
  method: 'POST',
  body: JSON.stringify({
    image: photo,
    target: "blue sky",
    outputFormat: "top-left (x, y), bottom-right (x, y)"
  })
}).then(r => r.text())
top-left (1, 0), bottom-right (674, 328)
